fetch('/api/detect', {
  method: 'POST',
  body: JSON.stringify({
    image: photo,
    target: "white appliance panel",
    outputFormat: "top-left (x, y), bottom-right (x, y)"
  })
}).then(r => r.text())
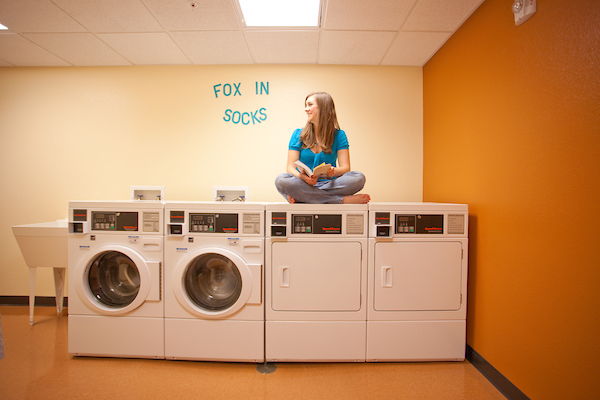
top-left (165, 319), bottom-right (264, 362)
top-left (367, 320), bottom-right (466, 361)
top-left (266, 321), bottom-right (366, 362)
top-left (68, 315), bottom-right (164, 358)
top-left (271, 241), bottom-right (363, 312)
top-left (163, 202), bottom-right (265, 362)
top-left (374, 241), bottom-right (463, 311)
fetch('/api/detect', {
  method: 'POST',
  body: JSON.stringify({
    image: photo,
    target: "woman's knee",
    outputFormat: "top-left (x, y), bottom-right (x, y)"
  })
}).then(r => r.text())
top-left (275, 173), bottom-right (295, 191)
top-left (346, 171), bottom-right (366, 188)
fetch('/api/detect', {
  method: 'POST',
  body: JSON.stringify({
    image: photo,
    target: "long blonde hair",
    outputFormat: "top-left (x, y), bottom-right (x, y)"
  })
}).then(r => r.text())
top-left (300, 92), bottom-right (340, 154)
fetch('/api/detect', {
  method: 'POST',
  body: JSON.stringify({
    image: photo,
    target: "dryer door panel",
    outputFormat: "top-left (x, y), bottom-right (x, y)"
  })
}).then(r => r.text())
top-left (374, 241), bottom-right (463, 311)
top-left (271, 242), bottom-right (362, 312)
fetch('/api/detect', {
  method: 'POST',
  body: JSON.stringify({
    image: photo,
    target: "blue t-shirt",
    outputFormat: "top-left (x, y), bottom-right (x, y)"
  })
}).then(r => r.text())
top-left (288, 128), bottom-right (349, 176)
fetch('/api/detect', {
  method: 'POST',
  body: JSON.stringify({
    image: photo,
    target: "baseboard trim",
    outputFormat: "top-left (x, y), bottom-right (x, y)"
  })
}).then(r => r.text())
top-left (0, 296), bottom-right (68, 307)
top-left (466, 345), bottom-right (529, 400)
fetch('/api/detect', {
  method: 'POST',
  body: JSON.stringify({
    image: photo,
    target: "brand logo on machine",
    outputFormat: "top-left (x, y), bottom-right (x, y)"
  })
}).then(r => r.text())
top-left (73, 209), bottom-right (87, 221)
top-left (322, 227), bottom-right (341, 232)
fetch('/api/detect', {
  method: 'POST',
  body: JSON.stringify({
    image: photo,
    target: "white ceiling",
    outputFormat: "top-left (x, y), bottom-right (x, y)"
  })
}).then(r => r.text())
top-left (0, 0), bottom-right (484, 67)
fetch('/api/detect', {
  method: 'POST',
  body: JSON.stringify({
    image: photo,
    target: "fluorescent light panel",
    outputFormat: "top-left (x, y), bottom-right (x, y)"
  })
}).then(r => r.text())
top-left (239, 0), bottom-right (321, 27)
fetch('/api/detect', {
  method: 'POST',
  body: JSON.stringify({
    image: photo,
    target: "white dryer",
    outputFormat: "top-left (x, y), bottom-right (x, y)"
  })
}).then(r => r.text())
top-left (265, 203), bottom-right (368, 362)
top-left (367, 202), bottom-right (469, 361)
top-left (68, 201), bottom-right (164, 359)
top-left (164, 202), bottom-right (264, 362)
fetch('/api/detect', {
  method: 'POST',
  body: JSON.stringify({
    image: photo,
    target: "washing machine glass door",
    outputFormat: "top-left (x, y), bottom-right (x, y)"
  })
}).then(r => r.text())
top-left (88, 251), bottom-right (140, 308)
top-left (173, 248), bottom-right (253, 318)
top-left (75, 245), bottom-right (156, 315)
top-left (184, 253), bottom-right (242, 311)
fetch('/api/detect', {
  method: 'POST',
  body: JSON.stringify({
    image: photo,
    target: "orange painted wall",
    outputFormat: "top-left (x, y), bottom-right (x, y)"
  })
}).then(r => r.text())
top-left (423, 0), bottom-right (600, 398)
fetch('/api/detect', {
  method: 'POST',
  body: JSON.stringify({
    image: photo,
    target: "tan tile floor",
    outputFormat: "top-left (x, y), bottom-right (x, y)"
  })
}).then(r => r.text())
top-left (0, 306), bottom-right (506, 399)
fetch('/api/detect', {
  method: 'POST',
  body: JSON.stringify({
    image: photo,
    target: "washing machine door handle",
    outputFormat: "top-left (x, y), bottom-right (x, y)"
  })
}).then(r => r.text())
top-left (146, 261), bottom-right (161, 301)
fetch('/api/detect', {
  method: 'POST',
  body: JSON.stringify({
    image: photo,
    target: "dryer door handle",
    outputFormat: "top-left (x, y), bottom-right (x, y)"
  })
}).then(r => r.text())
top-left (279, 266), bottom-right (290, 288)
top-left (381, 266), bottom-right (393, 288)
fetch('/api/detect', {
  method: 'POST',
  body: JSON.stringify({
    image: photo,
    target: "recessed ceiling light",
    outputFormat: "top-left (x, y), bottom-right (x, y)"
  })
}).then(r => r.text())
top-left (238, 0), bottom-right (321, 27)
top-left (0, 22), bottom-right (9, 30)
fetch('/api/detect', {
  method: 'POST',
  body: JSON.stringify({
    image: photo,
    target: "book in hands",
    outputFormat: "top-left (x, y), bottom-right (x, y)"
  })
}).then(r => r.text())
top-left (294, 160), bottom-right (332, 178)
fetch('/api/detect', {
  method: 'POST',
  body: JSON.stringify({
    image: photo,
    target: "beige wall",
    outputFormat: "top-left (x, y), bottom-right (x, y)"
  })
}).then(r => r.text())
top-left (0, 64), bottom-right (423, 296)
top-left (423, 0), bottom-right (600, 398)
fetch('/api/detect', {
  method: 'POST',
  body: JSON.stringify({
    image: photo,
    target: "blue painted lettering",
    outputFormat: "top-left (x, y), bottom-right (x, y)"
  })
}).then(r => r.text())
top-left (256, 82), bottom-right (269, 95)
top-left (214, 83), bottom-right (242, 97)
top-left (213, 84), bottom-right (222, 98)
top-left (251, 109), bottom-right (261, 124)
top-left (260, 82), bottom-right (269, 95)
top-left (222, 108), bottom-right (267, 125)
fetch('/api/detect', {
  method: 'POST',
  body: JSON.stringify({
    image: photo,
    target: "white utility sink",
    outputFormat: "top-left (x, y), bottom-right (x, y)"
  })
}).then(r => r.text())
top-left (12, 220), bottom-right (68, 325)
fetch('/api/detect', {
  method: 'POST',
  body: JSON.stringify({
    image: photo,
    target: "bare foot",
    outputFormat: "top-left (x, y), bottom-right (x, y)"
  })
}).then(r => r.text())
top-left (342, 194), bottom-right (370, 204)
top-left (287, 196), bottom-right (296, 204)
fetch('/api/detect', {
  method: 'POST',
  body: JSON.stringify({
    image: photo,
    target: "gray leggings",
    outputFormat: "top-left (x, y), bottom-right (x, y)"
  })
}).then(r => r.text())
top-left (275, 171), bottom-right (366, 204)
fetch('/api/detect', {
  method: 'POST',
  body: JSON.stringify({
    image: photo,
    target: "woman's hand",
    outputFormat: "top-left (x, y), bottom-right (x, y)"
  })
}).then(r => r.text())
top-left (299, 172), bottom-right (318, 186)
top-left (286, 150), bottom-right (318, 185)
top-left (327, 166), bottom-right (336, 177)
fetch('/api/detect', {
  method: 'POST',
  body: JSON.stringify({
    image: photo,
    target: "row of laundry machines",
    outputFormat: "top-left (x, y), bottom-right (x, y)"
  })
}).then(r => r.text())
top-left (67, 200), bottom-right (468, 363)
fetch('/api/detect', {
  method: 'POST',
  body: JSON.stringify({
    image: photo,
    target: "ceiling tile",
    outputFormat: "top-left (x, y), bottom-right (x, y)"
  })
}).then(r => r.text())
top-left (98, 33), bottom-right (190, 65)
top-left (142, 0), bottom-right (241, 31)
top-left (52, 0), bottom-right (163, 32)
top-left (23, 33), bottom-right (130, 66)
top-left (382, 31), bottom-right (451, 66)
top-left (0, 0), bottom-right (86, 32)
top-left (0, 0), bottom-right (485, 67)
top-left (170, 31), bottom-right (253, 64)
top-left (0, 33), bottom-right (70, 66)
top-left (324, 0), bottom-right (416, 31)
top-left (403, 0), bottom-right (484, 32)
top-left (319, 30), bottom-right (396, 65)
top-left (245, 30), bottom-right (319, 64)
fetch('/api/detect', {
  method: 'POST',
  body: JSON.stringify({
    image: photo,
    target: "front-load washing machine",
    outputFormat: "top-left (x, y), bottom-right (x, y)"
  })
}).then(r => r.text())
top-left (68, 201), bottom-right (164, 359)
top-left (367, 202), bottom-right (469, 361)
top-left (164, 202), bottom-right (264, 362)
top-left (265, 203), bottom-right (368, 362)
